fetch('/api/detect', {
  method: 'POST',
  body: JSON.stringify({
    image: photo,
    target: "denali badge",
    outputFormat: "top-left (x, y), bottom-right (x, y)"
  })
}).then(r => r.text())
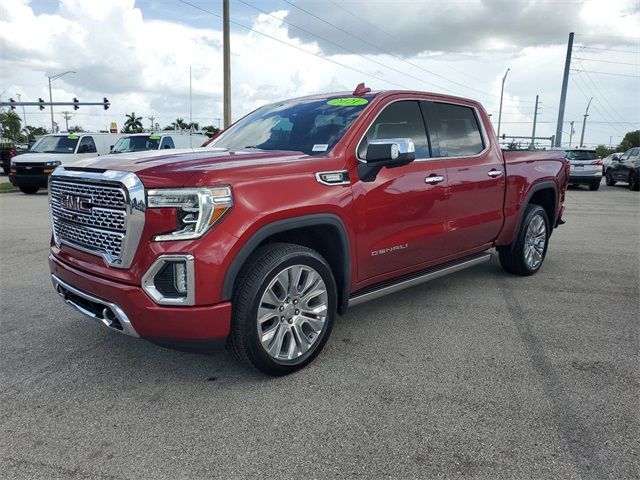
top-left (60, 194), bottom-right (92, 214)
top-left (371, 244), bottom-right (408, 256)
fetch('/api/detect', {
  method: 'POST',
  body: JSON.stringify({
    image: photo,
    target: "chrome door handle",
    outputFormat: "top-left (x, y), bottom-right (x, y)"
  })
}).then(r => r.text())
top-left (425, 175), bottom-right (444, 184)
top-left (488, 170), bottom-right (503, 178)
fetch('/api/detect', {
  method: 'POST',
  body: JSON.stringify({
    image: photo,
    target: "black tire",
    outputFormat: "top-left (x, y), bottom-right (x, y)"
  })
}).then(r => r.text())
top-left (228, 243), bottom-right (337, 376)
top-left (589, 181), bottom-right (600, 191)
top-left (2, 167), bottom-right (9, 175)
top-left (498, 204), bottom-right (550, 276)
top-left (605, 171), bottom-right (616, 186)
top-left (629, 172), bottom-right (639, 191)
top-left (19, 186), bottom-right (39, 194)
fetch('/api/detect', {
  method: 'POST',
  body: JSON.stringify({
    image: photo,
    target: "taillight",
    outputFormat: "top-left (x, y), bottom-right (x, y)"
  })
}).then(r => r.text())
top-left (591, 159), bottom-right (603, 165)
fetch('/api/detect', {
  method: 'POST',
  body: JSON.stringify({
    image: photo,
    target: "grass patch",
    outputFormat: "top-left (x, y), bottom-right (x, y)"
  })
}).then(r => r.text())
top-left (0, 181), bottom-right (17, 191)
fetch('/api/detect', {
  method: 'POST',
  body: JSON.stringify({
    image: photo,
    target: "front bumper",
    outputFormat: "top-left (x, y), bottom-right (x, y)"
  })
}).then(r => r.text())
top-left (49, 253), bottom-right (232, 341)
top-left (9, 172), bottom-right (50, 188)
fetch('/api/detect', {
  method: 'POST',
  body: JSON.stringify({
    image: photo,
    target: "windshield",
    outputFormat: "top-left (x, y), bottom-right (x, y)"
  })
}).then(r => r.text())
top-left (30, 135), bottom-right (79, 154)
top-left (112, 135), bottom-right (160, 153)
top-left (566, 150), bottom-right (598, 161)
top-left (210, 95), bottom-right (374, 155)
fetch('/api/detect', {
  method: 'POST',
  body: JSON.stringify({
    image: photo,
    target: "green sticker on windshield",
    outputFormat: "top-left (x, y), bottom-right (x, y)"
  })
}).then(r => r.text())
top-left (67, 135), bottom-right (79, 140)
top-left (149, 135), bottom-right (161, 140)
top-left (327, 97), bottom-right (368, 106)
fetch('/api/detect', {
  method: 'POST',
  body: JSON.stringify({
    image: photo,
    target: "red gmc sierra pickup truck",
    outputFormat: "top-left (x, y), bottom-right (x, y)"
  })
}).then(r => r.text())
top-left (48, 85), bottom-right (568, 375)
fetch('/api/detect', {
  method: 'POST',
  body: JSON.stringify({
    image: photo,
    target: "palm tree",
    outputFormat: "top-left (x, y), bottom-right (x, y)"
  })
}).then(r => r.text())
top-left (172, 118), bottom-right (188, 130)
top-left (123, 112), bottom-right (143, 133)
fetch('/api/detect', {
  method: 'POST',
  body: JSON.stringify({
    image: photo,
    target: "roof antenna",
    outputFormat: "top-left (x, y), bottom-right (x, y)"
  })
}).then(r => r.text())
top-left (352, 82), bottom-right (371, 97)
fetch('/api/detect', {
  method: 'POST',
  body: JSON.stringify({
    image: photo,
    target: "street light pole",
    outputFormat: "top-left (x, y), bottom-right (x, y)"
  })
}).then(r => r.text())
top-left (579, 97), bottom-right (593, 148)
top-left (496, 68), bottom-right (510, 140)
top-left (47, 71), bottom-right (76, 133)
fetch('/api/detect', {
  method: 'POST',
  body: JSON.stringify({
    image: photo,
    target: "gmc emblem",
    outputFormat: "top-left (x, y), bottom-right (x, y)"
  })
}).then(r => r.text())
top-left (60, 194), bottom-right (92, 214)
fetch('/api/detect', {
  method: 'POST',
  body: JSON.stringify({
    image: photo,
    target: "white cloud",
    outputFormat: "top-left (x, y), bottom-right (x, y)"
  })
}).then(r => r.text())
top-left (0, 0), bottom-right (637, 147)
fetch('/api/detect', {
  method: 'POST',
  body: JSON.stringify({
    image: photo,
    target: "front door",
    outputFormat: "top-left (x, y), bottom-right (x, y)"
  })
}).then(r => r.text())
top-left (348, 99), bottom-right (450, 283)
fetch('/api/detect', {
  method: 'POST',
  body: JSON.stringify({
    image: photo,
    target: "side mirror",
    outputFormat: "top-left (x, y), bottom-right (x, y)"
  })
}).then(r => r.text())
top-left (110, 145), bottom-right (114, 152)
top-left (358, 138), bottom-right (416, 182)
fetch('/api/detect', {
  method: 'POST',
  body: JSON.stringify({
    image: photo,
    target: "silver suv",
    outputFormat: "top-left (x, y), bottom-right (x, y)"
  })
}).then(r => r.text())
top-left (566, 149), bottom-right (602, 191)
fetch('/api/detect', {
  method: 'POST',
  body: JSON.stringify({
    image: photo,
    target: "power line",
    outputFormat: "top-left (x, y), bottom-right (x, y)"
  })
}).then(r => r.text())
top-left (176, 0), bottom-right (412, 90)
top-left (573, 57), bottom-right (639, 67)
top-left (575, 45), bottom-right (639, 54)
top-left (280, 0), bottom-right (517, 101)
top-left (235, 0), bottom-right (461, 96)
top-left (578, 67), bottom-right (635, 127)
top-left (571, 69), bottom-right (640, 78)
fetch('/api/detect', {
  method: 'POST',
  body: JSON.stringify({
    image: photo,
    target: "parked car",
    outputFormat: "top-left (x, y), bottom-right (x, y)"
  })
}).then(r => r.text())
top-left (565, 148), bottom-right (602, 190)
top-left (605, 147), bottom-right (640, 191)
top-left (1, 145), bottom-right (17, 175)
top-left (8, 133), bottom-right (124, 194)
top-left (602, 152), bottom-right (622, 175)
top-left (110, 132), bottom-right (209, 154)
top-left (48, 86), bottom-right (568, 375)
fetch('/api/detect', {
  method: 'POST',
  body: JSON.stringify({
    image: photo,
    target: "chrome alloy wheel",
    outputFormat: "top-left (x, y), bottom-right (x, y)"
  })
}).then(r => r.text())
top-left (524, 214), bottom-right (546, 270)
top-left (257, 265), bottom-right (328, 361)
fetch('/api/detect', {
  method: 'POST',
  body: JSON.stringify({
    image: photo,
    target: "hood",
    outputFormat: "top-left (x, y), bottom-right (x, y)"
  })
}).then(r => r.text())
top-left (67, 147), bottom-right (312, 188)
top-left (11, 152), bottom-right (84, 164)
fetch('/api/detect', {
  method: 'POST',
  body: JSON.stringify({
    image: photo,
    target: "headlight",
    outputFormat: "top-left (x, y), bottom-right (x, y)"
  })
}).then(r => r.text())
top-left (147, 186), bottom-right (232, 241)
top-left (44, 160), bottom-right (61, 167)
top-left (10, 160), bottom-right (16, 167)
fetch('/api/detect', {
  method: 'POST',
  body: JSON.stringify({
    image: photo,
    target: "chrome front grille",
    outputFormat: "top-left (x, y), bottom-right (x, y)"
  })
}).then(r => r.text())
top-left (49, 169), bottom-right (146, 268)
top-left (52, 217), bottom-right (124, 258)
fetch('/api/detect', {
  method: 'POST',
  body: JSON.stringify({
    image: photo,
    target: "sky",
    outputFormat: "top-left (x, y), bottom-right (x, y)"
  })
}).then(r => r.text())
top-left (0, 0), bottom-right (638, 148)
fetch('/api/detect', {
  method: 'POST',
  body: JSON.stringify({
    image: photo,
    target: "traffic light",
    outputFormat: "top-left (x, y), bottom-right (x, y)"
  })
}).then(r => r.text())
top-left (38, 98), bottom-right (45, 110)
top-left (103, 97), bottom-right (110, 110)
top-left (73, 97), bottom-right (79, 110)
top-left (8, 98), bottom-right (16, 110)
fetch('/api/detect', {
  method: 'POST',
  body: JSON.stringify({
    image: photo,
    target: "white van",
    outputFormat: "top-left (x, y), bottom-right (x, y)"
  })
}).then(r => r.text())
top-left (9, 133), bottom-right (124, 194)
top-left (110, 131), bottom-right (209, 154)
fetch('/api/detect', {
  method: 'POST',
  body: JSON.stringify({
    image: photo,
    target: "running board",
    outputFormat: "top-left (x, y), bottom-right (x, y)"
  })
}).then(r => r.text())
top-left (348, 252), bottom-right (492, 307)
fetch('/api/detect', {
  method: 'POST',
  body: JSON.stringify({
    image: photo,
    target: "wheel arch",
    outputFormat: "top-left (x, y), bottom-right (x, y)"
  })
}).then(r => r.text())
top-left (222, 214), bottom-right (351, 315)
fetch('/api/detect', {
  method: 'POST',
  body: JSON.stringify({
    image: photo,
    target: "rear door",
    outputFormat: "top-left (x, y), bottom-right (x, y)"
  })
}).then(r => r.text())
top-left (422, 100), bottom-right (505, 254)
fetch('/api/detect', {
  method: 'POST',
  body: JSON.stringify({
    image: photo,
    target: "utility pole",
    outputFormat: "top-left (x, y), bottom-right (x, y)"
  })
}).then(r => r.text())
top-left (62, 111), bottom-right (72, 131)
top-left (555, 32), bottom-right (574, 147)
top-left (579, 97), bottom-right (593, 148)
top-left (189, 66), bottom-right (192, 126)
top-left (568, 121), bottom-right (575, 147)
top-left (530, 95), bottom-right (541, 149)
top-left (496, 68), bottom-right (510, 140)
top-left (223, 0), bottom-right (231, 128)
top-left (148, 115), bottom-right (155, 131)
top-left (48, 71), bottom-right (76, 133)
top-left (609, 136), bottom-right (612, 148)
top-left (15, 93), bottom-right (27, 130)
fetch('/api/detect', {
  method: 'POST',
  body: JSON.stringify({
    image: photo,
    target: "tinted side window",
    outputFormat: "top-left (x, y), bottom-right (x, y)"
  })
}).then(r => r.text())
top-left (423, 102), bottom-right (484, 157)
top-left (160, 136), bottom-right (175, 149)
top-left (78, 136), bottom-right (97, 153)
top-left (358, 101), bottom-right (429, 159)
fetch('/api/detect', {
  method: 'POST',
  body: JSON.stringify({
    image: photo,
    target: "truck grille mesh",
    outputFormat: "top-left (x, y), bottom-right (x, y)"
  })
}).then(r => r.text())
top-left (50, 179), bottom-right (128, 261)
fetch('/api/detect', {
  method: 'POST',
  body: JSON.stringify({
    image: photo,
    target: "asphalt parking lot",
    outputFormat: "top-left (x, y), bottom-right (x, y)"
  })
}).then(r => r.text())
top-left (1, 181), bottom-right (638, 479)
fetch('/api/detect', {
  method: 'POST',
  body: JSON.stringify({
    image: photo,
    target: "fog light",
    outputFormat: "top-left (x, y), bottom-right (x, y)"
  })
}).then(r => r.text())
top-left (174, 262), bottom-right (187, 294)
top-left (141, 255), bottom-right (195, 306)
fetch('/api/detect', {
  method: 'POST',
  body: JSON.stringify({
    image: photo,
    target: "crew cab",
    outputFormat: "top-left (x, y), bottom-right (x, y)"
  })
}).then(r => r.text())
top-left (48, 86), bottom-right (568, 375)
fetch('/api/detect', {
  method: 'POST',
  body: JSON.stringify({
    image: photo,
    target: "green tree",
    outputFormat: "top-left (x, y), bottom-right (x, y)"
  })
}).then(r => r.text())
top-left (68, 125), bottom-right (84, 133)
top-left (123, 112), bottom-right (143, 133)
top-left (201, 125), bottom-right (220, 137)
top-left (620, 130), bottom-right (640, 151)
top-left (595, 145), bottom-right (612, 158)
top-left (24, 125), bottom-right (48, 138)
top-left (187, 121), bottom-right (199, 130)
top-left (172, 118), bottom-right (188, 130)
top-left (0, 111), bottom-right (22, 141)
